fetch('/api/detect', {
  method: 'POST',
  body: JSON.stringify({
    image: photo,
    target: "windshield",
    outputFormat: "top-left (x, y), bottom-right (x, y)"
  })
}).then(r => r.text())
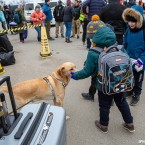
top-left (25, 4), bottom-right (34, 10)
top-left (49, 2), bottom-right (57, 8)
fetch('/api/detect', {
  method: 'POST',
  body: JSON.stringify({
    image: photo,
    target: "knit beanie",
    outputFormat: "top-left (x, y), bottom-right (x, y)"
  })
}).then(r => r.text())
top-left (35, 5), bottom-right (41, 10)
top-left (92, 26), bottom-right (116, 48)
top-left (91, 15), bottom-right (100, 21)
top-left (87, 20), bottom-right (105, 39)
top-left (66, 0), bottom-right (71, 6)
top-left (45, 0), bottom-right (50, 3)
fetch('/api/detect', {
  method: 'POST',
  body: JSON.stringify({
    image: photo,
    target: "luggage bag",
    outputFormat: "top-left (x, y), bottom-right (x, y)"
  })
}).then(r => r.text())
top-left (0, 76), bottom-right (67, 145)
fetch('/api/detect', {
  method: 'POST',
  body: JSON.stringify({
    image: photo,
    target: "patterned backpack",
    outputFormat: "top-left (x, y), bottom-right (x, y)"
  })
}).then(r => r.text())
top-left (91, 45), bottom-right (134, 95)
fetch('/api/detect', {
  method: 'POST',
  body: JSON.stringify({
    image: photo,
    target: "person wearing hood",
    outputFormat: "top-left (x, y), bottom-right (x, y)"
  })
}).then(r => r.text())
top-left (122, 5), bottom-right (145, 106)
top-left (43, 0), bottom-right (54, 40)
top-left (99, 0), bottom-right (126, 45)
top-left (70, 25), bottom-right (134, 133)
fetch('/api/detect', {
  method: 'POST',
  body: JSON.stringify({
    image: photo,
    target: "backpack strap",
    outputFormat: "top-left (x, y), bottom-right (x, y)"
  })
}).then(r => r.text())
top-left (90, 47), bottom-right (104, 54)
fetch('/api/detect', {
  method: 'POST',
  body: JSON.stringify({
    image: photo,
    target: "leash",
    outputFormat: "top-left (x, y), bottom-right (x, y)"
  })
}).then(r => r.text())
top-left (50, 75), bottom-right (67, 88)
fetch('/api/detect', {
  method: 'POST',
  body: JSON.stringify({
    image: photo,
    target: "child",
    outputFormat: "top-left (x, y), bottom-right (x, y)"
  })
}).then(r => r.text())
top-left (122, 5), bottom-right (145, 106)
top-left (71, 25), bottom-right (135, 133)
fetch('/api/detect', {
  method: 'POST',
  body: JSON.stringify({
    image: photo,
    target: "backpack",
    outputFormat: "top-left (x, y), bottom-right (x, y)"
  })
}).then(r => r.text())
top-left (91, 45), bottom-right (134, 95)
top-left (13, 12), bottom-right (21, 24)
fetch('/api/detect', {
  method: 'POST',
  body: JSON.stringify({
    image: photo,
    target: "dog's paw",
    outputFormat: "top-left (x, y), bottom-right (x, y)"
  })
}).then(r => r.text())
top-left (66, 115), bottom-right (70, 120)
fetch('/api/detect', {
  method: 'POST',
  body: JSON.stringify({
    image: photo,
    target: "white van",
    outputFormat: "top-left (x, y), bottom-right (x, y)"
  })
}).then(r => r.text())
top-left (24, 1), bottom-right (62, 25)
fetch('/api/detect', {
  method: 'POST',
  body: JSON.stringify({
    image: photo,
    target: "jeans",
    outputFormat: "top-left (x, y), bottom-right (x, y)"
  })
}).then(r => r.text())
top-left (87, 38), bottom-right (91, 49)
top-left (45, 21), bottom-right (51, 38)
top-left (35, 26), bottom-right (41, 40)
top-left (64, 22), bottom-right (72, 39)
top-left (82, 19), bottom-right (88, 43)
top-left (98, 91), bottom-right (133, 126)
top-left (132, 70), bottom-right (144, 96)
top-left (89, 74), bottom-right (97, 97)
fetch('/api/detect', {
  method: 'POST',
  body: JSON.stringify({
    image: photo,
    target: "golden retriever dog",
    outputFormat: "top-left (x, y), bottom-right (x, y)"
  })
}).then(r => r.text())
top-left (0, 62), bottom-right (76, 119)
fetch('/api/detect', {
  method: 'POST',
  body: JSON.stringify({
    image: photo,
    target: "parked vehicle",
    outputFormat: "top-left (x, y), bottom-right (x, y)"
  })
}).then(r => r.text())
top-left (24, 0), bottom-right (65, 25)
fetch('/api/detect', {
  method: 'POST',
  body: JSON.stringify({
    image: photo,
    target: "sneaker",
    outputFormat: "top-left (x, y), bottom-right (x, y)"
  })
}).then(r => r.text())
top-left (123, 123), bottom-right (135, 133)
top-left (67, 39), bottom-right (72, 43)
top-left (130, 95), bottom-right (140, 106)
top-left (77, 35), bottom-right (79, 39)
top-left (95, 120), bottom-right (108, 133)
top-left (61, 34), bottom-right (64, 38)
top-left (55, 35), bottom-right (58, 38)
top-left (48, 37), bottom-right (54, 40)
top-left (81, 93), bottom-right (94, 101)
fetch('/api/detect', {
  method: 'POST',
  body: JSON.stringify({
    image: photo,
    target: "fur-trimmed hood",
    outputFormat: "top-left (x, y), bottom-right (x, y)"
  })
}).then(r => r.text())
top-left (122, 5), bottom-right (143, 28)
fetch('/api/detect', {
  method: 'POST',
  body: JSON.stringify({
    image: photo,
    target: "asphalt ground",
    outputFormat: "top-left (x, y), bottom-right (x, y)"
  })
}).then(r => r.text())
top-left (0, 26), bottom-right (145, 145)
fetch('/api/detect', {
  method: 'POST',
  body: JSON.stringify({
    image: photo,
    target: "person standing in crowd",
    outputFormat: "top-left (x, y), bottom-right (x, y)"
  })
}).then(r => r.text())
top-left (62, 0), bottom-right (75, 43)
top-left (126, 0), bottom-right (136, 8)
top-left (82, 0), bottom-right (106, 49)
top-left (122, 5), bottom-right (145, 106)
top-left (138, 0), bottom-right (145, 9)
top-left (3, 5), bottom-right (11, 29)
top-left (71, 25), bottom-right (135, 133)
top-left (15, 3), bottom-right (26, 43)
top-left (53, 0), bottom-right (64, 38)
top-left (99, 0), bottom-right (126, 45)
top-left (71, 0), bottom-right (81, 39)
top-left (43, 0), bottom-right (54, 40)
top-left (81, 15), bottom-right (105, 101)
top-left (0, 6), bottom-right (7, 30)
top-left (30, 5), bottom-right (46, 42)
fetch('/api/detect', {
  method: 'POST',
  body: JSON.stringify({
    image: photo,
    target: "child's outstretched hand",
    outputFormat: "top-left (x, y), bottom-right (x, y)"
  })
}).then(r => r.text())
top-left (70, 72), bottom-right (76, 80)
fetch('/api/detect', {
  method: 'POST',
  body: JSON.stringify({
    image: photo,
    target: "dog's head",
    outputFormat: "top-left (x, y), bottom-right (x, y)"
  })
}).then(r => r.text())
top-left (57, 62), bottom-right (76, 78)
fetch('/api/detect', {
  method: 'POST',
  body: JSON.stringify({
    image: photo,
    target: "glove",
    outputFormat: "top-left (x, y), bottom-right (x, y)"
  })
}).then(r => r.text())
top-left (70, 72), bottom-right (76, 80)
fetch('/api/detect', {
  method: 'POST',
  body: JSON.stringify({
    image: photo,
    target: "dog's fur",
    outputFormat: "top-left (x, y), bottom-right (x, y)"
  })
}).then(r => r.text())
top-left (0, 62), bottom-right (76, 115)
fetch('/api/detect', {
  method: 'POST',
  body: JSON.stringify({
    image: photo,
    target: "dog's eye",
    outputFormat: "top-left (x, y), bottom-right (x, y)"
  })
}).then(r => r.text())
top-left (70, 68), bottom-right (74, 71)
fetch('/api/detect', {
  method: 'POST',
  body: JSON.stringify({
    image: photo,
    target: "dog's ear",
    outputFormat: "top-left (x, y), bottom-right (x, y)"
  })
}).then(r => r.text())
top-left (57, 66), bottom-right (65, 77)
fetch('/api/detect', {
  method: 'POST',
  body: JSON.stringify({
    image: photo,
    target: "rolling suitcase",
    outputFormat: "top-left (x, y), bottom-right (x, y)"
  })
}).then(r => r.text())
top-left (0, 76), bottom-right (67, 145)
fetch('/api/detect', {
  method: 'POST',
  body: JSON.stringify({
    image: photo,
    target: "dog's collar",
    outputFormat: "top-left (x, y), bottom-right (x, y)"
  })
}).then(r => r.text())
top-left (43, 77), bottom-right (56, 98)
top-left (50, 75), bottom-right (67, 88)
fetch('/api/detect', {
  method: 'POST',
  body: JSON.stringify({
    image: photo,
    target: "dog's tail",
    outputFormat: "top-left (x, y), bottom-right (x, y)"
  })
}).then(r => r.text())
top-left (0, 86), bottom-right (8, 92)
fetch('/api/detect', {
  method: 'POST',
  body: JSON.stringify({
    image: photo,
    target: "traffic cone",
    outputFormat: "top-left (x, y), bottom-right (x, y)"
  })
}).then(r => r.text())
top-left (0, 63), bottom-right (5, 75)
top-left (40, 26), bottom-right (52, 58)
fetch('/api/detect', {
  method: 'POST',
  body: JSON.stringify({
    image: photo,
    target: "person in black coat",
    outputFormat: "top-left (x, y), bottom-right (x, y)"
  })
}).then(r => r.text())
top-left (53, 0), bottom-right (64, 38)
top-left (99, 0), bottom-right (126, 45)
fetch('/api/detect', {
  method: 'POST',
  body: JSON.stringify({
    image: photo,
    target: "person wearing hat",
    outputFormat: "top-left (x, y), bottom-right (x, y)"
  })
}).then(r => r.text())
top-left (81, 15), bottom-right (105, 101)
top-left (53, 0), bottom-right (64, 38)
top-left (70, 25), bottom-right (134, 133)
top-left (30, 5), bottom-right (46, 42)
top-left (3, 5), bottom-right (11, 29)
top-left (43, 0), bottom-right (54, 40)
top-left (122, 5), bottom-right (145, 106)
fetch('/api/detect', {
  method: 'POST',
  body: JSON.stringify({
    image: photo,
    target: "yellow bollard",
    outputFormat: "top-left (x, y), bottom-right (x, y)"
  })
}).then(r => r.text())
top-left (0, 63), bottom-right (5, 75)
top-left (40, 26), bottom-right (52, 58)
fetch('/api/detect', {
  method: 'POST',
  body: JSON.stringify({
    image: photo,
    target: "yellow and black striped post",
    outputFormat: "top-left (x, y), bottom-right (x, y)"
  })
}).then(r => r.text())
top-left (0, 63), bottom-right (5, 75)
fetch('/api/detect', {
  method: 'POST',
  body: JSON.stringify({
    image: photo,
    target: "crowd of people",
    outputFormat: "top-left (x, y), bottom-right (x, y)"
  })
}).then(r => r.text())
top-left (0, 0), bottom-right (145, 134)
